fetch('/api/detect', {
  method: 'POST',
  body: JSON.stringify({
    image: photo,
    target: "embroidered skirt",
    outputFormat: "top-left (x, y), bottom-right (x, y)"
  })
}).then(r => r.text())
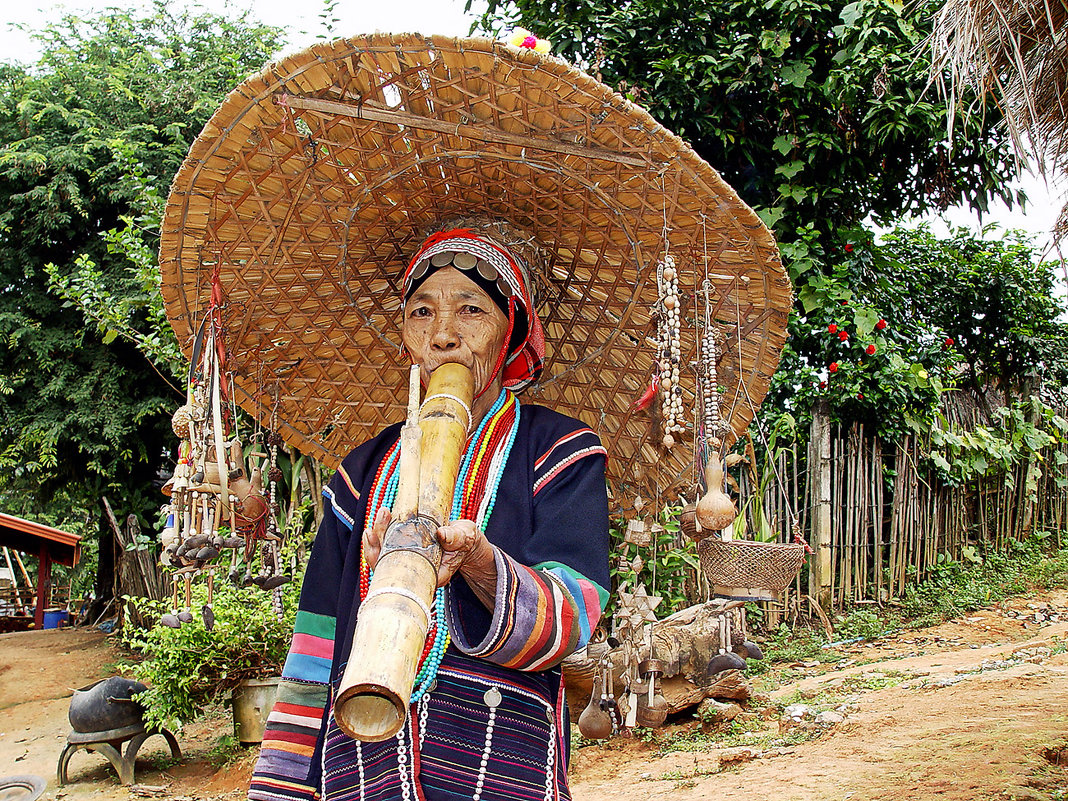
top-left (323, 651), bottom-right (571, 801)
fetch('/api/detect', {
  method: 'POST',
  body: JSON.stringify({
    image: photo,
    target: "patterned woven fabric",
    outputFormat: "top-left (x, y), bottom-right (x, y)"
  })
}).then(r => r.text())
top-left (323, 651), bottom-right (570, 801)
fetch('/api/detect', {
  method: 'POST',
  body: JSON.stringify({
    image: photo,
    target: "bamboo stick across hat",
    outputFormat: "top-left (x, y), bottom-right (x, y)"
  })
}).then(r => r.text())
top-left (159, 33), bottom-right (791, 500)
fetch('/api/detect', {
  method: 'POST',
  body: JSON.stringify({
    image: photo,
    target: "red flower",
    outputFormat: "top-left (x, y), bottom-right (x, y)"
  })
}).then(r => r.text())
top-left (838, 330), bottom-right (849, 341)
top-left (844, 243), bottom-right (854, 253)
top-left (875, 319), bottom-right (887, 330)
top-left (840, 299), bottom-right (849, 306)
top-left (857, 392), bottom-right (864, 399)
top-left (819, 381), bottom-right (827, 388)
top-left (829, 362), bottom-right (839, 373)
top-left (522, 35), bottom-right (538, 48)
top-left (828, 324), bottom-right (838, 333)
top-left (944, 337), bottom-right (955, 348)
top-left (866, 344), bottom-right (876, 355)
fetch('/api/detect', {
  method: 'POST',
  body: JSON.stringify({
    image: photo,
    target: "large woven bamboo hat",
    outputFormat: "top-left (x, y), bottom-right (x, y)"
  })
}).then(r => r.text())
top-left (159, 33), bottom-right (791, 501)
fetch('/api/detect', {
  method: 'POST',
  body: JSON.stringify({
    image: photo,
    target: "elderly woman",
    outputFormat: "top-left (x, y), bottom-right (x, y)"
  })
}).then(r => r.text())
top-left (250, 221), bottom-right (610, 801)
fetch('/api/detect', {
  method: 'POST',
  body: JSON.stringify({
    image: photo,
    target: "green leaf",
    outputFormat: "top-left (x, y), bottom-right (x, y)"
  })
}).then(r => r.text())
top-left (798, 284), bottom-right (822, 313)
top-left (774, 160), bottom-right (805, 179)
top-left (778, 183), bottom-right (808, 202)
top-left (840, 2), bottom-right (864, 27)
top-left (756, 205), bottom-right (785, 228)
top-left (854, 307), bottom-right (880, 337)
top-left (780, 62), bottom-right (813, 88)
top-left (772, 134), bottom-right (794, 155)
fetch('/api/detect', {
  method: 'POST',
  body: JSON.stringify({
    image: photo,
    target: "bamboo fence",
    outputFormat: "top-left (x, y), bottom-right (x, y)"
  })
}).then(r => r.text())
top-left (725, 402), bottom-right (1068, 619)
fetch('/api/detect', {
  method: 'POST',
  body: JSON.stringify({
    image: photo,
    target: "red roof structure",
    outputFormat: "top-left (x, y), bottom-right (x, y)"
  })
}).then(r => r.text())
top-left (0, 512), bottom-right (82, 629)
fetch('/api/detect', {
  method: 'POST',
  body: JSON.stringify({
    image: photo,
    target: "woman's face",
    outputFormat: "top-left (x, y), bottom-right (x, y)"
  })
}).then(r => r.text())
top-left (402, 267), bottom-right (510, 402)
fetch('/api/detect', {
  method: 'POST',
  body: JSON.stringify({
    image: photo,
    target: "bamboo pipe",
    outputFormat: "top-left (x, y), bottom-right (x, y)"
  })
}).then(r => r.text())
top-left (334, 363), bottom-right (474, 741)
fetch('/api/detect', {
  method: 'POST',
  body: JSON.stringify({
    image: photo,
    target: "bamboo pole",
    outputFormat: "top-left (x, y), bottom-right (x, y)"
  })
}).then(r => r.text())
top-left (3, 547), bottom-right (26, 613)
top-left (808, 400), bottom-right (833, 612)
top-left (842, 427), bottom-right (854, 603)
top-left (858, 425), bottom-right (868, 599)
top-left (334, 364), bottom-right (473, 742)
top-left (874, 441), bottom-right (883, 603)
top-left (11, 547), bottom-right (32, 590)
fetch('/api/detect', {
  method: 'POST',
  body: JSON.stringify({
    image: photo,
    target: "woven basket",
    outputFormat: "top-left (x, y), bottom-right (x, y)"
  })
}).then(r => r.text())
top-left (698, 539), bottom-right (805, 597)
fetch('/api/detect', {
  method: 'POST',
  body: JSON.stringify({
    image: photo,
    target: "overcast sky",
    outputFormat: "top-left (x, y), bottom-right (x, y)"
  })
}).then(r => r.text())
top-left (1, 0), bottom-right (1064, 261)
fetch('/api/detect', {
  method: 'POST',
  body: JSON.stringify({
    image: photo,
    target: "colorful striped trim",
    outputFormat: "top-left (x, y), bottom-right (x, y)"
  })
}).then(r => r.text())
top-left (335, 464), bottom-right (361, 503)
top-left (252, 611), bottom-right (335, 801)
top-left (322, 486), bottom-right (354, 531)
top-left (281, 611), bottom-right (336, 684)
top-left (446, 547), bottom-right (590, 671)
top-left (534, 427), bottom-right (598, 471)
top-left (249, 776), bottom-right (321, 801)
top-left (533, 444), bottom-right (607, 495)
top-left (533, 561), bottom-right (607, 649)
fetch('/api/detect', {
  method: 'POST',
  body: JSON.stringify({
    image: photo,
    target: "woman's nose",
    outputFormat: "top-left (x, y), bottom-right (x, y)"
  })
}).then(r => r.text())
top-left (430, 315), bottom-right (460, 350)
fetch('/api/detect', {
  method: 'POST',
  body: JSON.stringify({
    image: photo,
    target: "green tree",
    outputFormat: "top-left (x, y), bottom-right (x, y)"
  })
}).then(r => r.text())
top-left (767, 224), bottom-right (1067, 438)
top-left (476, 1), bottom-right (1061, 436)
top-left (874, 225), bottom-right (1068, 404)
top-left (0, 4), bottom-right (284, 606)
top-left (475, 0), bottom-right (1018, 260)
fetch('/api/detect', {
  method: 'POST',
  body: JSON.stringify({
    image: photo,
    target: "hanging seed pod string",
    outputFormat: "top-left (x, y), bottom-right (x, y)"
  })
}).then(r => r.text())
top-left (266, 394), bottom-right (288, 620)
top-left (655, 254), bottom-right (684, 448)
top-left (267, 437), bottom-right (283, 540)
top-left (700, 280), bottom-right (727, 457)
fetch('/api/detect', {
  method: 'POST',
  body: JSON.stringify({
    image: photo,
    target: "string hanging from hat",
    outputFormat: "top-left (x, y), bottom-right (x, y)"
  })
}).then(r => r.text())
top-left (694, 215), bottom-right (809, 552)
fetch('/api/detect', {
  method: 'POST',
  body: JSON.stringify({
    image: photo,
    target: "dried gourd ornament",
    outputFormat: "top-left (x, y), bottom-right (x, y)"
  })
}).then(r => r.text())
top-left (696, 452), bottom-right (737, 532)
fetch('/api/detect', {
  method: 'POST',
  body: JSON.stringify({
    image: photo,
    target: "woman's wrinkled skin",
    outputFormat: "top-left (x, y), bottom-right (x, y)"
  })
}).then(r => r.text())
top-left (361, 267), bottom-right (508, 607)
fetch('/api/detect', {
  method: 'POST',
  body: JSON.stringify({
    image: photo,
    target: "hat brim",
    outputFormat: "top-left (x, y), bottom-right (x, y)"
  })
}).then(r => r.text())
top-left (159, 33), bottom-right (791, 501)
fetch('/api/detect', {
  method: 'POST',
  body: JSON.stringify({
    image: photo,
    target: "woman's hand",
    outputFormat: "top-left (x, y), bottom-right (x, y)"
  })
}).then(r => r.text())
top-left (362, 512), bottom-right (497, 609)
top-left (361, 508), bottom-right (391, 571)
top-left (436, 520), bottom-right (497, 608)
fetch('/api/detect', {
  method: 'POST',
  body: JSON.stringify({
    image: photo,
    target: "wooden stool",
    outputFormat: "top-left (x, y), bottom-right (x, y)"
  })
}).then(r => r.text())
top-left (57, 723), bottom-right (180, 786)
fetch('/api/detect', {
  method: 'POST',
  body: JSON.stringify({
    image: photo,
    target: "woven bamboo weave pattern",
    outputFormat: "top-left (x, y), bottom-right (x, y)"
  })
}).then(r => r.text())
top-left (698, 539), bottom-right (806, 592)
top-left (159, 34), bottom-right (791, 499)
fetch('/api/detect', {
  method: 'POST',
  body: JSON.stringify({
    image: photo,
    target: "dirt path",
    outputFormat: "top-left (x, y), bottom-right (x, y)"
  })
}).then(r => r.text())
top-left (572, 591), bottom-right (1068, 801)
top-left (3, 593), bottom-right (1067, 801)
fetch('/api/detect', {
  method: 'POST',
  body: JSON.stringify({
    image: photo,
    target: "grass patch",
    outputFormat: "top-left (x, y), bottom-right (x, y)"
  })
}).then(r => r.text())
top-left (898, 536), bottom-right (1068, 627)
top-left (775, 669), bottom-right (906, 710)
top-left (751, 535), bottom-right (1068, 658)
top-left (205, 733), bottom-right (246, 768)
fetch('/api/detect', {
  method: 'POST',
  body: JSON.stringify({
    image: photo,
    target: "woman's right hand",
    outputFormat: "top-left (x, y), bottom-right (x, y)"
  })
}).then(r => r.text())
top-left (362, 508), bottom-right (391, 571)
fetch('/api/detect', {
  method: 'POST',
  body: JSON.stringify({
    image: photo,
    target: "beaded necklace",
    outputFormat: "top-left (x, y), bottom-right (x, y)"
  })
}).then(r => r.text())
top-left (359, 389), bottom-right (520, 704)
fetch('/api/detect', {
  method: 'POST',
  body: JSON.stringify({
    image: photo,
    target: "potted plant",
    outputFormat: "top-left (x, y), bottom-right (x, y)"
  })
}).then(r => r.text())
top-left (122, 576), bottom-right (299, 738)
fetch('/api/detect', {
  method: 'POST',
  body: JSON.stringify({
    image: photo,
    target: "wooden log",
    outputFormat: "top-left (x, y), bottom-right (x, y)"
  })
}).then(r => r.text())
top-left (562, 601), bottom-right (752, 717)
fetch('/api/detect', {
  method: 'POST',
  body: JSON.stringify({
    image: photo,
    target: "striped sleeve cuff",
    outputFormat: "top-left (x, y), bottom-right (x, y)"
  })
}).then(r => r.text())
top-left (445, 547), bottom-right (607, 671)
top-left (249, 679), bottom-right (327, 801)
top-left (250, 611), bottom-right (335, 801)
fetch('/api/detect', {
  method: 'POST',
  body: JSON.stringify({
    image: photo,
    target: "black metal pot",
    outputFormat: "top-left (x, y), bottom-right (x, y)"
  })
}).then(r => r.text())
top-left (68, 677), bottom-right (148, 733)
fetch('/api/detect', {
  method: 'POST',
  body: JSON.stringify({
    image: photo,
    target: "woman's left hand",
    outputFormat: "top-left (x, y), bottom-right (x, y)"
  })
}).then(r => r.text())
top-left (436, 520), bottom-right (498, 608)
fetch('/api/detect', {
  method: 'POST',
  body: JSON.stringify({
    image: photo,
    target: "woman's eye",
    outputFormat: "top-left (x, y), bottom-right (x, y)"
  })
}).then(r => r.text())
top-left (461, 304), bottom-right (485, 314)
top-left (409, 306), bottom-right (431, 318)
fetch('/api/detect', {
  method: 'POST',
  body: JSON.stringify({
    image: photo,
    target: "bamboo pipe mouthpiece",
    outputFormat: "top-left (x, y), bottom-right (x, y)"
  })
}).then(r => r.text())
top-left (333, 363), bottom-right (474, 742)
